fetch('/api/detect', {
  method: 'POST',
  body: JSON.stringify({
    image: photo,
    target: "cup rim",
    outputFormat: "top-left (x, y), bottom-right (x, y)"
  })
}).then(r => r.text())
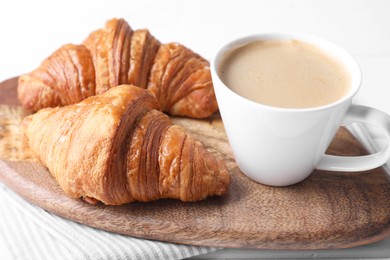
top-left (211, 32), bottom-right (362, 113)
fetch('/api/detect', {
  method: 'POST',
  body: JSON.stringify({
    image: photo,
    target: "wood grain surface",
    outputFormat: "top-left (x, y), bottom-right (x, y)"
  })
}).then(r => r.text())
top-left (1, 77), bottom-right (390, 250)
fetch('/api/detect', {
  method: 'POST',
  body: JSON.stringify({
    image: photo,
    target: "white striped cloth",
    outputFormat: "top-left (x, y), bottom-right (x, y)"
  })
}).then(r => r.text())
top-left (0, 181), bottom-right (218, 260)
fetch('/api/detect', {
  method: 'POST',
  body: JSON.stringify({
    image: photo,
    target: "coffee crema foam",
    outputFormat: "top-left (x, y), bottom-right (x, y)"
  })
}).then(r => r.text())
top-left (219, 39), bottom-right (351, 109)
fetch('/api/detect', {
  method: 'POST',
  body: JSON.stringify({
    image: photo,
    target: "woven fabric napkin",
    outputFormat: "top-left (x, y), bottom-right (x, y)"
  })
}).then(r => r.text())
top-left (0, 181), bottom-right (217, 260)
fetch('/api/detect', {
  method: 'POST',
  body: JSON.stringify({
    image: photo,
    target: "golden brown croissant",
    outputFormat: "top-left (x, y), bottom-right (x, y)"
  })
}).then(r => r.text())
top-left (18, 18), bottom-right (217, 119)
top-left (22, 85), bottom-right (230, 205)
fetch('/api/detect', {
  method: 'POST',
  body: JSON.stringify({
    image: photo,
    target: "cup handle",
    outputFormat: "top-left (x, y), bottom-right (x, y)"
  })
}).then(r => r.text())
top-left (316, 104), bottom-right (390, 172)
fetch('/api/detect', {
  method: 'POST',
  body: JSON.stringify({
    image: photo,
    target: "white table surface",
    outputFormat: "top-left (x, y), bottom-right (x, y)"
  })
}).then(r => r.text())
top-left (1, 0), bottom-right (390, 258)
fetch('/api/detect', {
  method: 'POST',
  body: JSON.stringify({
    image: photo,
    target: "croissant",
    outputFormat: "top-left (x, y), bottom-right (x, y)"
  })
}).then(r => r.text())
top-left (22, 85), bottom-right (230, 205)
top-left (17, 18), bottom-right (218, 119)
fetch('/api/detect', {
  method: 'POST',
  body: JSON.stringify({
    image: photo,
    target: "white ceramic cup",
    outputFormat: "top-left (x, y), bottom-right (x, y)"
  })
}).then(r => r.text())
top-left (211, 33), bottom-right (390, 186)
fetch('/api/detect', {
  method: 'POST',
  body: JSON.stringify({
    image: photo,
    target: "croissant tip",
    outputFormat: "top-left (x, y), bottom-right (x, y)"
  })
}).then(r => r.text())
top-left (82, 196), bottom-right (100, 205)
top-left (217, 176), bottom-right (231, 196)
top-left (215, 162), bottom-right (231, 196)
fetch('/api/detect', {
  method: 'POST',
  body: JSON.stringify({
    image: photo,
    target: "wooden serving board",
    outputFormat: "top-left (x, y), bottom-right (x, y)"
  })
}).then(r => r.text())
top-left (1, 77), bottom-right (390, 250)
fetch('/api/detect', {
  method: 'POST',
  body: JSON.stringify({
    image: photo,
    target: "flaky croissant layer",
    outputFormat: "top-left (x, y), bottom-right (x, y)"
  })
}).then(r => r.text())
top-left (18, 18), bottom-right (218, 119)
top-left (22, 85), bottom-right (230, 205)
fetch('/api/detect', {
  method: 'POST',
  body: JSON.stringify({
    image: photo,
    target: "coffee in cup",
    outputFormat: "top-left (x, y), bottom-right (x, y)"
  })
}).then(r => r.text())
top-left (219, 39), bottom-right (351, 109)
top-left (211, 33), bottom-right (390, 186)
